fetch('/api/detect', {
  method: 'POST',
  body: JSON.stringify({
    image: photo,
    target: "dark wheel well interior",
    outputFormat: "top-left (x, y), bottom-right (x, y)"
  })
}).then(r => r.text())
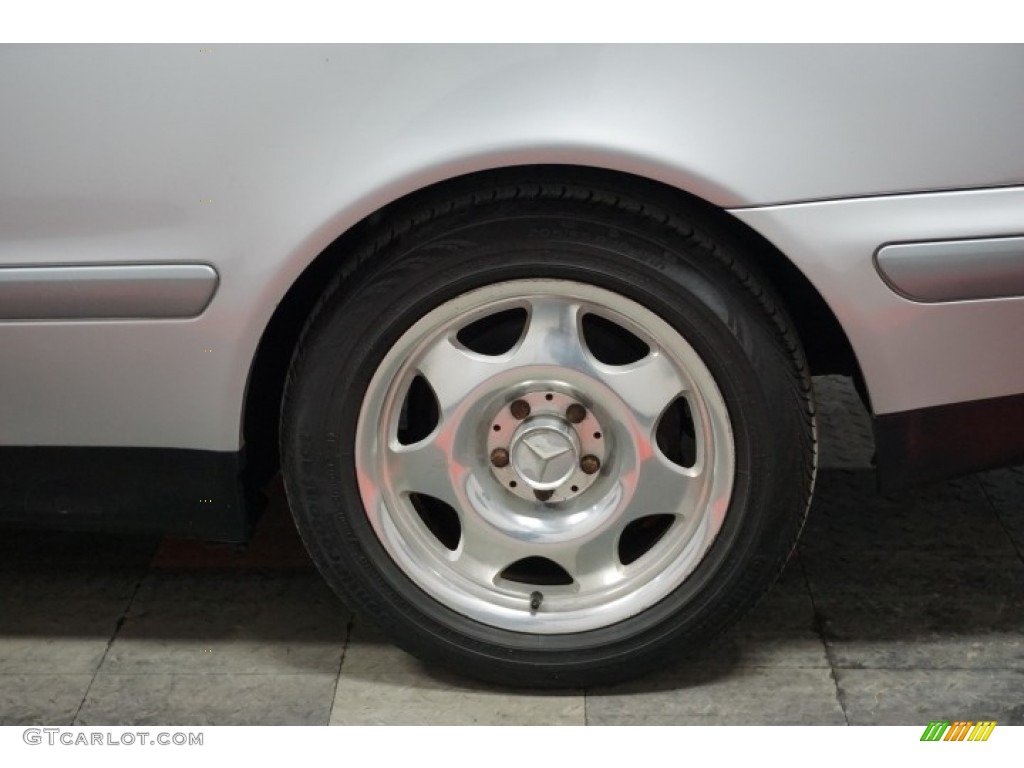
top-left (242, 165), bottom-right (862, 492)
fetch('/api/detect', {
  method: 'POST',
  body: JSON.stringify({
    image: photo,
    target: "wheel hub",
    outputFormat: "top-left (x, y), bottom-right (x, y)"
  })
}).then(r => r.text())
top-left (510, 416), bottom-right (579, 490)
top-left (487, 389), bottom-right (606, 503)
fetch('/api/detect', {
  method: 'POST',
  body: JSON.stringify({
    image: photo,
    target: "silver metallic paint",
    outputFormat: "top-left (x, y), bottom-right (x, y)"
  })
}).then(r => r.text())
top-left (731, 187), bottom-right (1024, 415)
top-left (875, 236), bottom-right (1024, 303)
top-left (1, 45), bottom-right (1023, 449)
top-left (0, 264), bottom-right (218, 320)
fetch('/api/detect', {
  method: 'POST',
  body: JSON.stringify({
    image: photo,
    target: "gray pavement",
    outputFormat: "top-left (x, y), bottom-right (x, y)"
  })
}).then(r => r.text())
top-left (1, 376), bottom-right (1022, 725)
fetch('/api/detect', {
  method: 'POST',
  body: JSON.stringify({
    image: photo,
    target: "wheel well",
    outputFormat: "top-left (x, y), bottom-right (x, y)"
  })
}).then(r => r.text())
top-left (242, 165), bottom-right (862, 490)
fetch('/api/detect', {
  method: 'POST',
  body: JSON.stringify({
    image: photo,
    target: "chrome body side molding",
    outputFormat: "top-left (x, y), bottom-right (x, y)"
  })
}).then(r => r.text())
top-left (0, 264), bottom-right (219, 320)
top-left (875, 236), bottom-right (1024, 303)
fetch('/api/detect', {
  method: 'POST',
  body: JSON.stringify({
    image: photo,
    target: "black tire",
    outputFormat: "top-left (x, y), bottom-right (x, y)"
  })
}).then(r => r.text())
top-left (280, 172), bottom-right (815, 688)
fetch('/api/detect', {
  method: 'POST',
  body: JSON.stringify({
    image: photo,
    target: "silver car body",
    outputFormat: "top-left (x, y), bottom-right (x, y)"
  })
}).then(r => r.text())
top-left (1, 45), bottom-right (1022, 493)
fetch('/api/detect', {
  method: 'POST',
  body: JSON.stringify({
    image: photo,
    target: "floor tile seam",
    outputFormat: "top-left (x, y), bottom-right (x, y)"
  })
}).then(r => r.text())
top-left (798, 551), bottom-right (851, 726)
top-left (70, 567), bottom-right (149, 725)
top-left (326, 614), bottom-right (357, 725)
top-left (977, 476), bottom-right (1024, 565)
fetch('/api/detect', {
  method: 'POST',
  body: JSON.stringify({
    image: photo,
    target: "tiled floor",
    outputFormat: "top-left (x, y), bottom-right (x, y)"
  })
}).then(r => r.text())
top-left (1, 376), bottom-right (1022, 725)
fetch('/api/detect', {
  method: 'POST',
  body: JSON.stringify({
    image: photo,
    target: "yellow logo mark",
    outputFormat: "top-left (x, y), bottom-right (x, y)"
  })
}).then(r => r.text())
top-left (966, 721), bottom-right (997, 741)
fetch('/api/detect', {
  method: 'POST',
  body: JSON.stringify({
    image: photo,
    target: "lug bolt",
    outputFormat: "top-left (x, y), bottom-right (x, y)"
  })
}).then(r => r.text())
top-left (533, 489), bottom-right (553, 502)
top-left (509, 399), bottom-right (531, 420)
top-left (490, 448), bottom-right (510, 468)
top-left (565, 403), bottom-right (586, 424)
top-left (580, 455), bottom-right (601, 475)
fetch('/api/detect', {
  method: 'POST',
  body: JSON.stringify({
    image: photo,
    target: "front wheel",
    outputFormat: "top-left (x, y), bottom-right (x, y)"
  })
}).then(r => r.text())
top-left (281, 178), bottom-right (815, 687)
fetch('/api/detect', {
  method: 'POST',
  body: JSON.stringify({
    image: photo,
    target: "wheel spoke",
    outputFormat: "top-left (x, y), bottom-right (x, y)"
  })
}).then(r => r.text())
top-left (551, 526), bottom-right (624, 591)
top-left (455, 509), bottom-right (538, 586)
top-left (510, 297), bottom-right (589, 369)
top-left (417, 334), bottom-right (502, 415)
top-left (386, 437), bottom-right (463, 510)
top-left (619, 453), bottom-right (701, 525)
top-left (593, 349), bottom-right (686, 426)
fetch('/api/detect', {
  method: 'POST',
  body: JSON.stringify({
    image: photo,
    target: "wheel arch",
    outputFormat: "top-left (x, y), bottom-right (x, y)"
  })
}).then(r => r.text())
top-left (241, 165), bottom-right (863, 490)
